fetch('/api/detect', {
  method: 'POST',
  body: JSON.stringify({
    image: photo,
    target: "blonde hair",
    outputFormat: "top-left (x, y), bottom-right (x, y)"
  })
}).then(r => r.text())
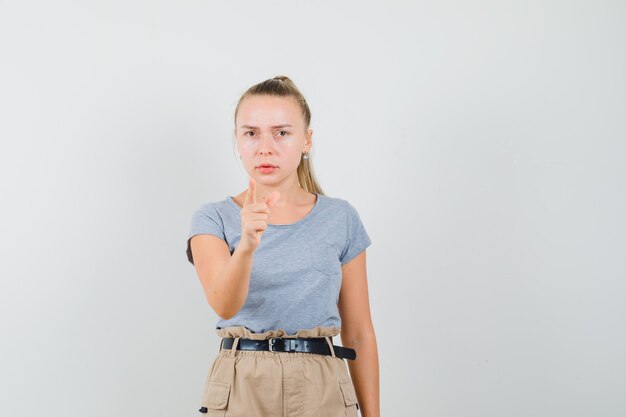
top-left (233, 75), bottom-right (324, 195)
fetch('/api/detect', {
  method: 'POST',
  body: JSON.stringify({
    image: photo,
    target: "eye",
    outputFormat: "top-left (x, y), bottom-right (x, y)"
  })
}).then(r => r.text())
top-left (277, 130), bottom-right (288, 137)
top-left (244, 131), bottom-right (255, 137)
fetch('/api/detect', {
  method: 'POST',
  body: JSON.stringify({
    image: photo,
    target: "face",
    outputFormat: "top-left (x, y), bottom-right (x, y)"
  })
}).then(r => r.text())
top-left (235, 95), bottom-right (312, 184)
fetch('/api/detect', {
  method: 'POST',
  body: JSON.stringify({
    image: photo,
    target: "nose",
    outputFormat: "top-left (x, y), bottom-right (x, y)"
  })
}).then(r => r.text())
top-left (257, 132), bottom-right (274, 155)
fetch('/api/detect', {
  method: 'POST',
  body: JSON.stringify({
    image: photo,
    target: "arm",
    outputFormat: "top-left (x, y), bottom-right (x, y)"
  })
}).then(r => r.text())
top-left (190, 235), bottom-right (254, 319)
top-left (338, 250), bottom-right (380, 417)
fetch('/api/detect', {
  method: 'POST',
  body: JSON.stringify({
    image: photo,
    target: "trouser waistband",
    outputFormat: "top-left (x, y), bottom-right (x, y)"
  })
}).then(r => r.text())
top-left (220, 336), bottom-right (357, 360)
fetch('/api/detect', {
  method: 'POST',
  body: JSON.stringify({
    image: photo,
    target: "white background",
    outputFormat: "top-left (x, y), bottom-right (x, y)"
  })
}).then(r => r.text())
top-left (1, 1), bottom-right (625, 416)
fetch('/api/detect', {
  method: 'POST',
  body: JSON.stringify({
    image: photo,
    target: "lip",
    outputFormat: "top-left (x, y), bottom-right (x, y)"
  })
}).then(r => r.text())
top-left (257, 165), bottom-right (277, 174)
top-left (256, 164), bottom-right (278, 168)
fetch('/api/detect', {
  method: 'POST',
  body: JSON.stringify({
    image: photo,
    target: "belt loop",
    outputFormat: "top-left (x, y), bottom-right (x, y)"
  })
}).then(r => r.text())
top-left (324, 336), bottom-right (336, 358)
top-left (230, 337), bottom-right (240, 356)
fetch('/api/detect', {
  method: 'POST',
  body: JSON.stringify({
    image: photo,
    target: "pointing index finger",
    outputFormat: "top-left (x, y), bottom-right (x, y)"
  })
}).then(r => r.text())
top-left (244, 177), bottom-right (256, 205)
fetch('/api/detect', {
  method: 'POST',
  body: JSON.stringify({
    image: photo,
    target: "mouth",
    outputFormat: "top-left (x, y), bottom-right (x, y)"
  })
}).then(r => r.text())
top-left (257, 164), bottom-right (278, 174)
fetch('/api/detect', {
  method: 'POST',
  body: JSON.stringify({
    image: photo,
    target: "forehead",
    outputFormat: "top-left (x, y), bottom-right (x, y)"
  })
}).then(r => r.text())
top-left (237, 95), bottom-right (302, 128)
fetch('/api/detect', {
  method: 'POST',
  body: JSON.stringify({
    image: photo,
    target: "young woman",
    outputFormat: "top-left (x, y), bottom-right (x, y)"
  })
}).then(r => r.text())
top-left (186, 76), bottom-right (379, 417)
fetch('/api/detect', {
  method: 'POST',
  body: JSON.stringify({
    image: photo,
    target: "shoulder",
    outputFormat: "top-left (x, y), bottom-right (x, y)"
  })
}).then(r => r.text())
top-left (320, 194), bottom-right (363, 218)
top-left (323, 195), bottom-right (371, 264)
top-left (188, 198), bottom-right (236, 232)
top-left (318, 193), bottom-right (353, 211)
top-left (192, 197), bottom-right (232, 216)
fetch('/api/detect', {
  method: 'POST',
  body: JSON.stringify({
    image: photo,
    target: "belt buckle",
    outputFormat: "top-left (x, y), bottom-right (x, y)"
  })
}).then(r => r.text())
top-left (268, 337), bottom-right (282, 353)
top-left (268, 337), bottom-right (298, 353)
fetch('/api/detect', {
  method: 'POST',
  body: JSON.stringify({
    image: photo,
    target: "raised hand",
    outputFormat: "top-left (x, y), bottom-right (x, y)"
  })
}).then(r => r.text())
top-left (239, 177), bottom-right (281, 253)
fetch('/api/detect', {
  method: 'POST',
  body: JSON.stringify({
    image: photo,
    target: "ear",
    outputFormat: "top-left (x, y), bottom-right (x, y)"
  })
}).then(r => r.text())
top-left (305, 128), bottom-right (313, 151)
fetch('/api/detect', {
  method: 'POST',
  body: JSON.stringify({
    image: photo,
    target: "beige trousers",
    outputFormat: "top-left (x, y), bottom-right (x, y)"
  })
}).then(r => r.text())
top-left (198, 325), bottom-right (360, 417)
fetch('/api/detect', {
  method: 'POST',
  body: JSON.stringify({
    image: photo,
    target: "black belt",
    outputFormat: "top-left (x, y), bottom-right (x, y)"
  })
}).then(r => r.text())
top-left (220, 336), bottom-right (357, 360)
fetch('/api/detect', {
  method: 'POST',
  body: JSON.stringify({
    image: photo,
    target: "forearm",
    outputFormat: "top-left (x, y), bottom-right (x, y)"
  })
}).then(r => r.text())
top-left (208, 243), bottom-right (253, 319)
top-left (344, 330), bottom-right (380, 417)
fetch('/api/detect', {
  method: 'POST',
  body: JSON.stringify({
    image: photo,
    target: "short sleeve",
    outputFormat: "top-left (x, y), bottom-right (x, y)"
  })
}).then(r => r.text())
top-left (339, 201), bottom-right (372, 265)
top-left (186, 203), bottom-right (226, 265)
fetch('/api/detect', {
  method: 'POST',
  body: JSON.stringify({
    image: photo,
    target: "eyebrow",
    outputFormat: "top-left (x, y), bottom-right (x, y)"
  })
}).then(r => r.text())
top-left (240, 124), bottom-right (293, 129)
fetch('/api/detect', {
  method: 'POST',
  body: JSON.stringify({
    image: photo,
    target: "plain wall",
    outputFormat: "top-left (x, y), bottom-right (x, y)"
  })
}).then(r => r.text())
top-left (0, 1), bottom-right (624, 416)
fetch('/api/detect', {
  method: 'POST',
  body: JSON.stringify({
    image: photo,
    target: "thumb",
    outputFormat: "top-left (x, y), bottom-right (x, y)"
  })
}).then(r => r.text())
top-left (265, 191), bottom-right (281, 208)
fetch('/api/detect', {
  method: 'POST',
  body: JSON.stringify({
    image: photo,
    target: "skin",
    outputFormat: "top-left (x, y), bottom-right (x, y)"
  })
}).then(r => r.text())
top-left (232, 94), bottom-right (314, 219)
top-left (193, 94), bottom-right (380, 417)
top-left (338, 249), bottom-right (380, 417)
top-left (236, 94), bottom-right (379, 417)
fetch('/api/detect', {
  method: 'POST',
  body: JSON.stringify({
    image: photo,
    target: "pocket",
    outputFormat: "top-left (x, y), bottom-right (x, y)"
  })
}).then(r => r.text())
top-left (199, 380), bottom-right (231, 416)
top-left (339, 378), bottom-right (360, 416)
top-left (307, 242), bottom-right (341, 277)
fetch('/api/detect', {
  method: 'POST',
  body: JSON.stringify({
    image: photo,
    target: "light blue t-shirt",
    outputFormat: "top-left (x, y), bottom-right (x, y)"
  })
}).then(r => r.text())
top-left (186, 193), bottom-right (372, 335)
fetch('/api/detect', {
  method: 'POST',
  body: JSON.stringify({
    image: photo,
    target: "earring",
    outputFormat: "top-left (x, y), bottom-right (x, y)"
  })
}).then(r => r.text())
top-left (303, 152), bottom-right (309, 160)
